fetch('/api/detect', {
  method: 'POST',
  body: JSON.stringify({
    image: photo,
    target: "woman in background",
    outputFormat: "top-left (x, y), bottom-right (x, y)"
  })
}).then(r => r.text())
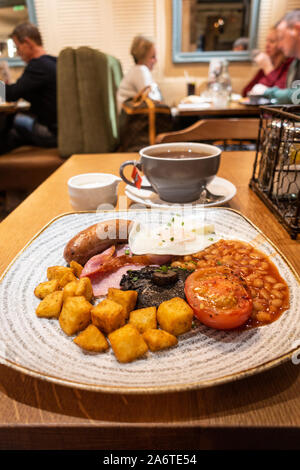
top-left (117, 35), bottom-right (162, 112)
top-left (242, 27), bottom-right (293, 97)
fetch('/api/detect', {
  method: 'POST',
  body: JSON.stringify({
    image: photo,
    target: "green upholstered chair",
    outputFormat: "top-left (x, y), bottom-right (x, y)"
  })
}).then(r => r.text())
top-left (57, 46), bottom-right (123, 158)
top-left (57, 47), bottom-right (84, 157)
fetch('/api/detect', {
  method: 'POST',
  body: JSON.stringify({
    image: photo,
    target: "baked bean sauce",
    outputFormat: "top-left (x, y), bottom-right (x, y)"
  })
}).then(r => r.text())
top-left (171, 239), bottom-right (289, 329)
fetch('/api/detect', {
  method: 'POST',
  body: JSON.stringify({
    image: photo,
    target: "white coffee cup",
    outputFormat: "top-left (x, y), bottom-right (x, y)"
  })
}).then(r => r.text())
top-left (67, 173), bottom-right (121, 210)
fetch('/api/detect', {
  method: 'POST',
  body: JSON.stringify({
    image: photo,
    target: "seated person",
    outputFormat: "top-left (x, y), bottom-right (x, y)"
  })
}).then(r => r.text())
top-left (233, 37), bottom-right (249, 52)
top-left (242, 27), bottom-right (293, 97)
top-left (117, 35), bottom-right (162, 113)
top-left (0, 22), bottom-right (57, 155)
top-left (250, 10), bottom-right (300, 104)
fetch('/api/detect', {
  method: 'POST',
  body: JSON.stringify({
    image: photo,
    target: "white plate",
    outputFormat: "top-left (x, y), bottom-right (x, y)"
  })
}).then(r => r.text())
top-left (16, 100), bottom-right (30, 108)
top-left (125, 176), bottom-right (236, 208)
top-left (177, 102), bottom-right (211, 111)
top-left (0, 208), bottom-right (299, 394)
top-left (180, 95), bottom-right (212, 104)
top-left (231, 93), bottom-right (242, 102)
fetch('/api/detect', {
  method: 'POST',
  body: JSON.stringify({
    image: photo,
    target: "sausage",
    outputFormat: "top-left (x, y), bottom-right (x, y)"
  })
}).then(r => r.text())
top-left (63, 219), bottom-right (132, 266)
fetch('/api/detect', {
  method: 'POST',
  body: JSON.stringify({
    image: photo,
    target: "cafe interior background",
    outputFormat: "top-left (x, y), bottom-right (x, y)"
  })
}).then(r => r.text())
top-left (1, 0), bottom-right (299, 107)
top-left (0, 0), bottom-right (299, 220)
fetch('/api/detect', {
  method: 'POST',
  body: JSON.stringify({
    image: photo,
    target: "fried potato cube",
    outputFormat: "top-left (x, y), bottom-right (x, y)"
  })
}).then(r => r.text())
top-left (108, 324), bottom-right (148, 363)
top-left (59, 296), bottom-right (92, 336)
top-left (107, 288), bottom-right (138, 320)
top-left (34, 279), bottom-right (59, 299)
top-left (75, 277), bottom-right (93, 301)
top-left (62, 277), bottom-right (93, 302)
top-left (58, 270), bottom-right (78, 288)
top-left (74, 324), bottom-right (109, 352)
top-left (36, 291), bottom-right (64, 318)
top-left (70, 260), bottom-right (83, 278)
top-left (47, 266), bottom-right (73, 281)
top-left (157, 297), bottom-right (194, 336)
top-left (91, 299), bottom-right (125, 335)
top-left (143, 329), bottom-right (178, 352)
top-left (62, 280), bottom-right (79, 301)
top-left (129, 307), bottom-right (157, 333)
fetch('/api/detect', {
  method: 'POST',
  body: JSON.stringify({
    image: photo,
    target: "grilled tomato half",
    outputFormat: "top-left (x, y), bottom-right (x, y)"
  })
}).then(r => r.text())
top-left (184, 266), bottom-right (253, 330)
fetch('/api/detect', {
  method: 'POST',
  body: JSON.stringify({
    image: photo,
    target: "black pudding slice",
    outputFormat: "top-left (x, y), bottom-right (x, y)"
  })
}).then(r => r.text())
top-left (120, 266), bottom-right (192, 309)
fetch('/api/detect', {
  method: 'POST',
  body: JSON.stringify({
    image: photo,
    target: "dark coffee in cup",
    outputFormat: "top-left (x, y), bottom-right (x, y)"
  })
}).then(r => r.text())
top-left (147, 150), bottom-right (209, 159)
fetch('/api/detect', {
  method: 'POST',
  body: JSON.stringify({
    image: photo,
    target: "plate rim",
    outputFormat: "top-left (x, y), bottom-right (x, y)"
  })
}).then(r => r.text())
top-left (0, 207), bottom-right (299, 394)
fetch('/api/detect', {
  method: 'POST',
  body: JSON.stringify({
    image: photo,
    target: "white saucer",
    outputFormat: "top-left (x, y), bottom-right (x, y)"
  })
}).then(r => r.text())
top-left (125, 176), bottom-right (236, 208)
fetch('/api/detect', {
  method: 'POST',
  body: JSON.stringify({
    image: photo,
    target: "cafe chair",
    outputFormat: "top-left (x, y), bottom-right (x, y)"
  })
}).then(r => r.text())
top-left (57, 46), bottom-right (123, 158)
top-left (155, 118), bottom-right (259, 147)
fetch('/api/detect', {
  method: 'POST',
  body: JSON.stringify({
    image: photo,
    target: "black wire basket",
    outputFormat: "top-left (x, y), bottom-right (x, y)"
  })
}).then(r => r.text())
top-left (250, 105), bottom-right (300, 239)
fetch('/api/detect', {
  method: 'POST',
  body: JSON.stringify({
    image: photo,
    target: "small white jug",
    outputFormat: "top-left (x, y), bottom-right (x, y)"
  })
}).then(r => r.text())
top-left (68, 173), bottom-right (121, 210)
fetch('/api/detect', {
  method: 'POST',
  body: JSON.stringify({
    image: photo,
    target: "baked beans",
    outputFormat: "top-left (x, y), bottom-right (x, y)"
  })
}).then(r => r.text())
top-left (171, 239), bottom-right (289, 329)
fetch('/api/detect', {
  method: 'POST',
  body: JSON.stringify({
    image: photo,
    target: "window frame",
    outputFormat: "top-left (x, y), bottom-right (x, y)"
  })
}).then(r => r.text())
top-left (172, 0), bottom-right (261, 63)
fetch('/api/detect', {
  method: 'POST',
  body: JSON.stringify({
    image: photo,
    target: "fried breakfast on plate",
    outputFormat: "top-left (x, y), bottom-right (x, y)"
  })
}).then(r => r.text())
top-left (34, 215), bottom-right (290, 363)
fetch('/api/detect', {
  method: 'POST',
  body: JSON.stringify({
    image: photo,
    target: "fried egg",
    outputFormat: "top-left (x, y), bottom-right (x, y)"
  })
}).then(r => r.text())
top-left (129, 216), bottom-right (218, 256)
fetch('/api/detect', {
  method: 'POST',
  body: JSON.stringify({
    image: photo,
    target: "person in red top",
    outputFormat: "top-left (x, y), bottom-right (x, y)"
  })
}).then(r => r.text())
top-left (242, 27), bottom-right (293, 97)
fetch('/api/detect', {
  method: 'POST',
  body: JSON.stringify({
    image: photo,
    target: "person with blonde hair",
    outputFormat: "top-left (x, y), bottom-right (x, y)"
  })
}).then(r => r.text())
top-left (117, 35), bottom-right (162, 112)
top-left (242, 26), bottom-right (293, 97)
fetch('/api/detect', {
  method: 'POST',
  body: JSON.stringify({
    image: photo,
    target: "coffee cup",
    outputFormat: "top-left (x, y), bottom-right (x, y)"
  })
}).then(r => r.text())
top-left (119, 142), bottom-right (221, 203)
top-left (67, 173), bottom-right (121, 210)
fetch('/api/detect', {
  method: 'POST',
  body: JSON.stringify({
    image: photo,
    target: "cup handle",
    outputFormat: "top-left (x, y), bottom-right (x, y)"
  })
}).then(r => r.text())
top-left (119, 160), bottom-right (154, 191)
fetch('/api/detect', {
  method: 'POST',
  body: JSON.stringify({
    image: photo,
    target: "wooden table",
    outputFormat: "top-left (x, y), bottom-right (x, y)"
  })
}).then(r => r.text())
top-left (174, 101), bottom-right (260, 118)
top-left (0, 101), bottom-right (30, 114)
top-left (0, 151), bottom-right (300, 451)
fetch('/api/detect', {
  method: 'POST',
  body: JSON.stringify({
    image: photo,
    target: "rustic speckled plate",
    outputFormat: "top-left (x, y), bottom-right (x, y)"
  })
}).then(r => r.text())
top-left (0, 208), bottom-right (299, 393)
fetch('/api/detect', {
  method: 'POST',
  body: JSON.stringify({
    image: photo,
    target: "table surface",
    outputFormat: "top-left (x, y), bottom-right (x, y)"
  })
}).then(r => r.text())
top-left (175, 100), bottom-right (260, 117)
top-left (0, 151), bottom-right (300, 450)
top-left (0, 101), bottom-right (30, 113)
